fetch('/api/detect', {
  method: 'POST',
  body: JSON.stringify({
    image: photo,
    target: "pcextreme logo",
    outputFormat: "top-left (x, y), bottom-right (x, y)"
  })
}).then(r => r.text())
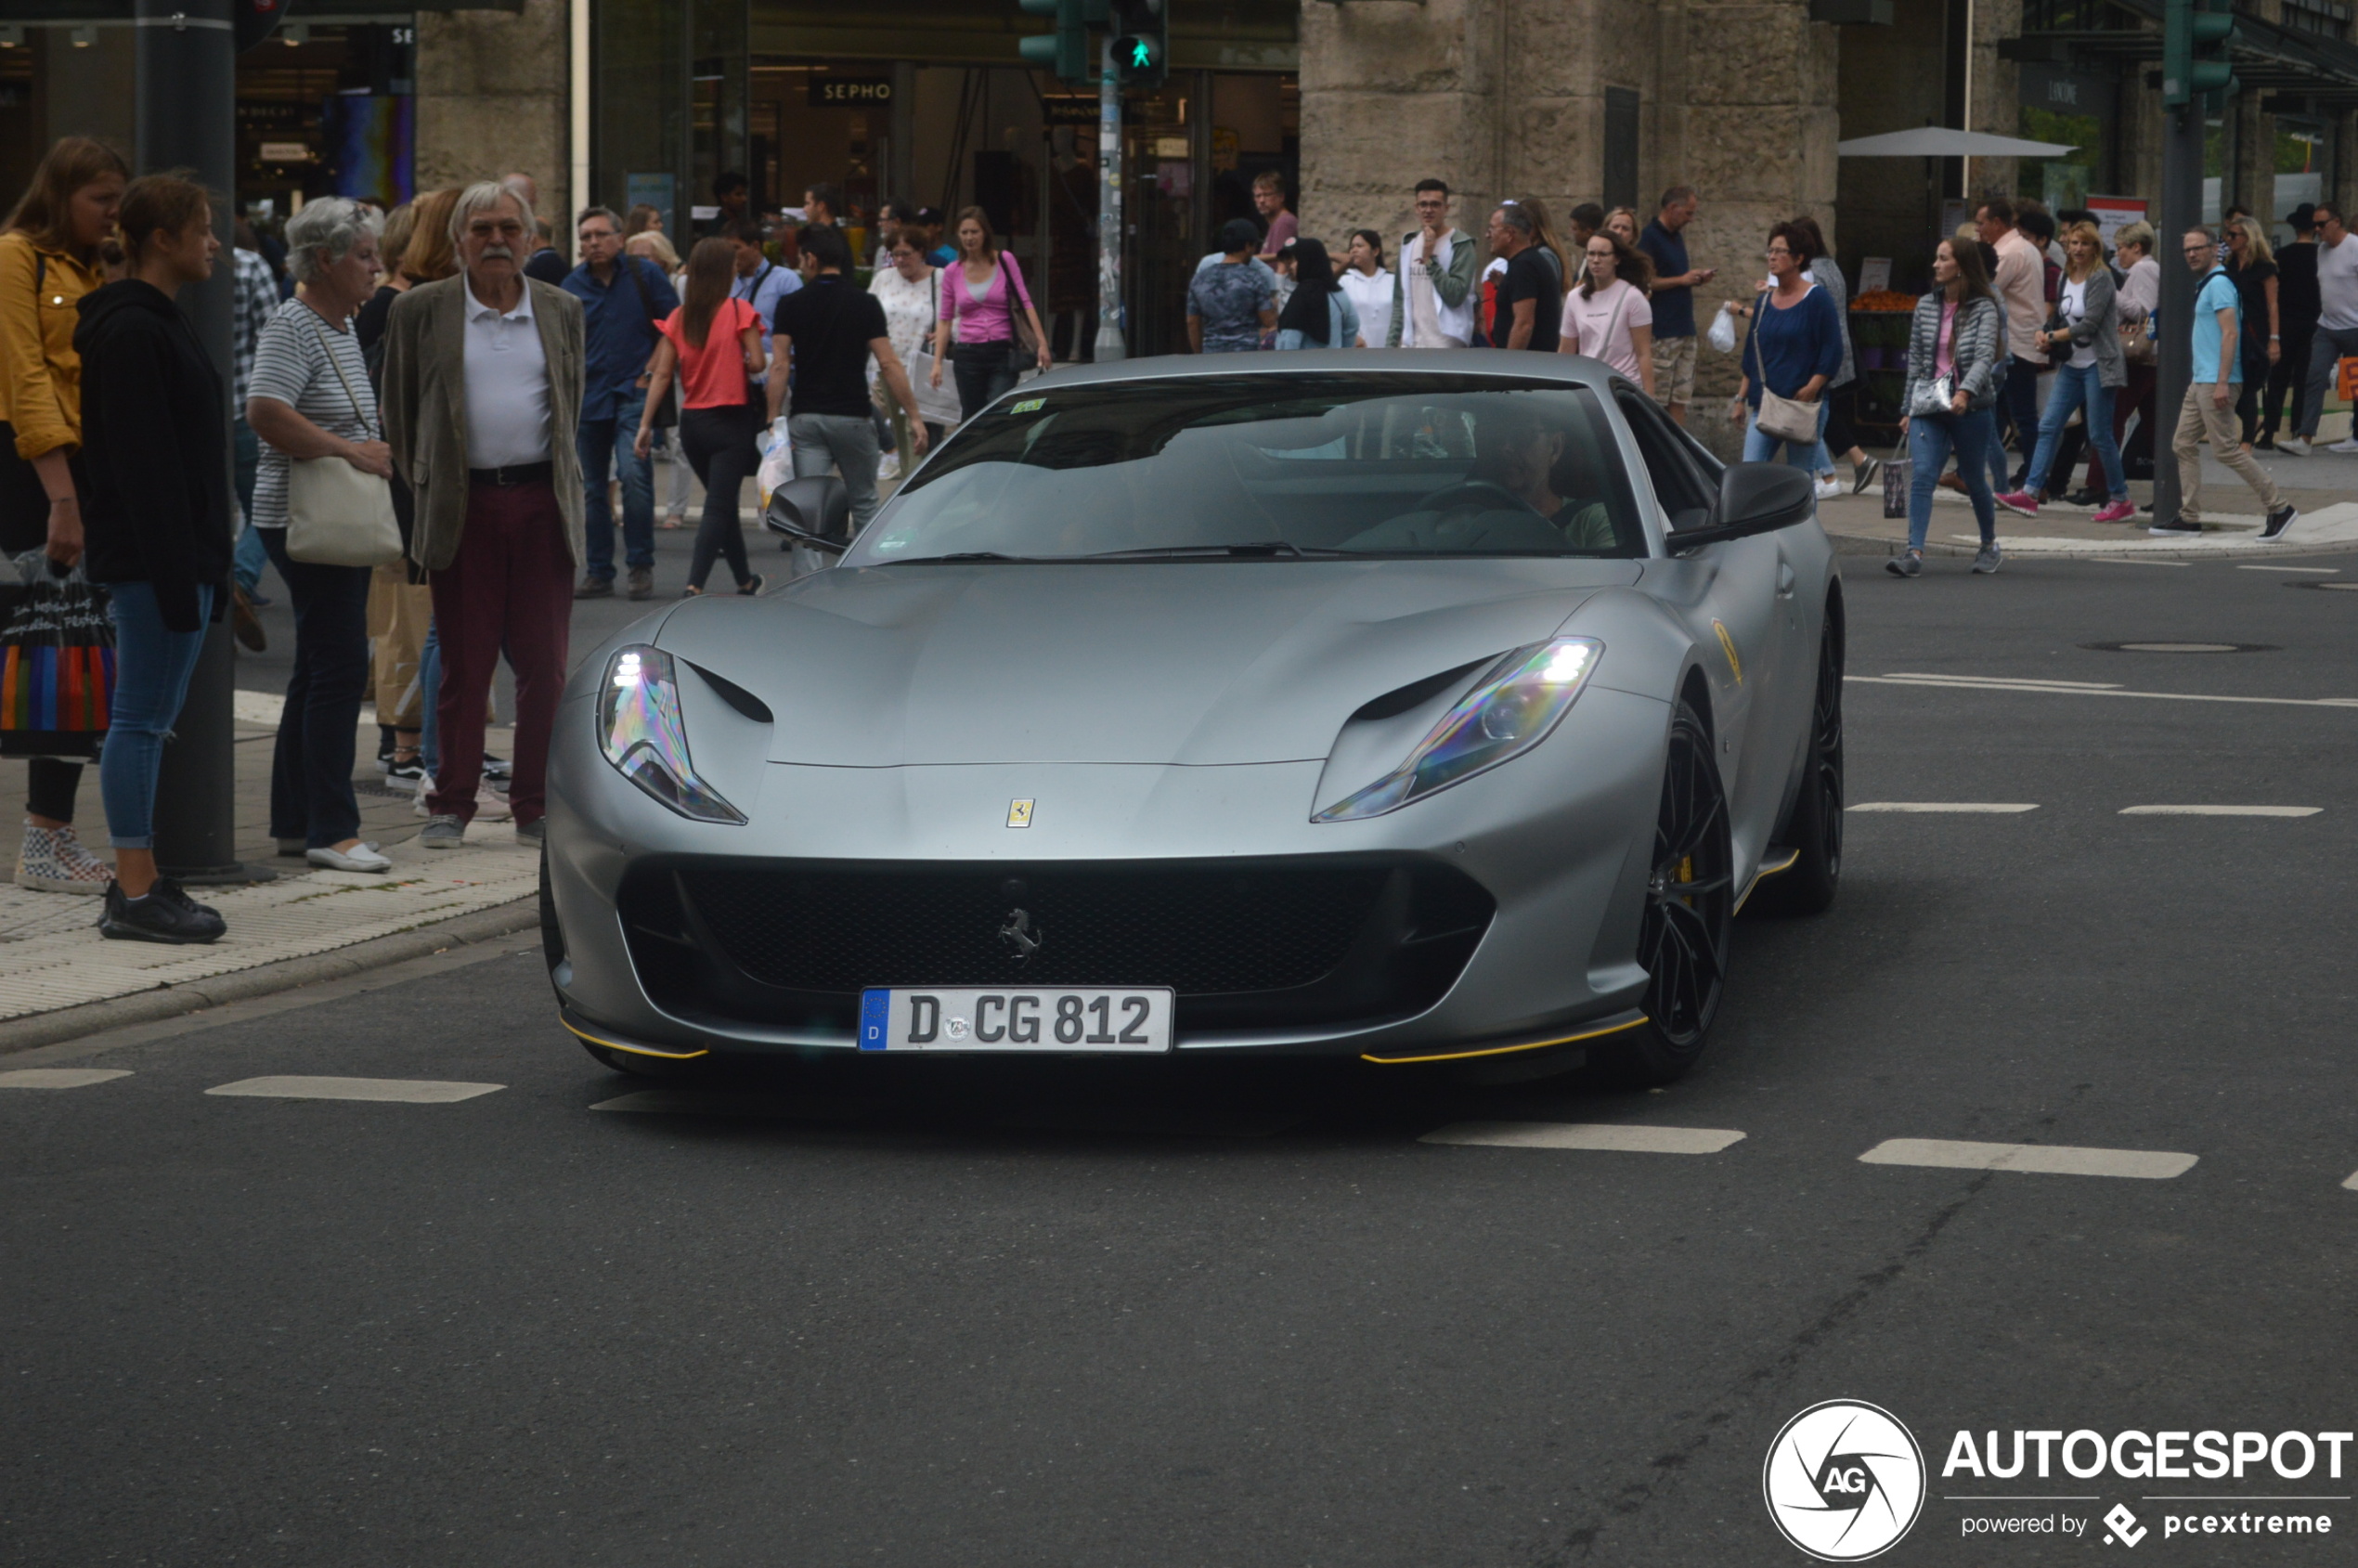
top-left (1763, 1400), bottom-right (1928, 1562)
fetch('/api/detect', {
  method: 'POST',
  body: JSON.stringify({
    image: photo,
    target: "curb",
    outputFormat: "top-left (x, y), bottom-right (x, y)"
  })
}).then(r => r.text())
top-left (1825, 529), bottom-right (2358, 563)
top-left (0, 898), bottom-right (539, 1056)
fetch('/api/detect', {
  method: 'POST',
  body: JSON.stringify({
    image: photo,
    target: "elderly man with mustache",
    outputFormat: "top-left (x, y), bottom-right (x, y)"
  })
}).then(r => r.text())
top-left (382, 180), bottom-right (586, 851)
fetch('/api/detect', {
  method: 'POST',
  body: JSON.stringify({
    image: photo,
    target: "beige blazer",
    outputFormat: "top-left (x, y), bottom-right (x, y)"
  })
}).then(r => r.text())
top-left (381, 273), bottom-right (586, 573)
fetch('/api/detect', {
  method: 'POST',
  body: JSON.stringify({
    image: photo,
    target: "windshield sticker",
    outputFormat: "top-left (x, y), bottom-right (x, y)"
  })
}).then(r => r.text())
top-left (1009, 397), bottom-right (1046, 415)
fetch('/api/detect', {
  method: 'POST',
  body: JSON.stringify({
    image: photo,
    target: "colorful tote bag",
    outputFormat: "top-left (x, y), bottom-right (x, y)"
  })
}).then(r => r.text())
top-left (0, 551), bottom-right (113, 759)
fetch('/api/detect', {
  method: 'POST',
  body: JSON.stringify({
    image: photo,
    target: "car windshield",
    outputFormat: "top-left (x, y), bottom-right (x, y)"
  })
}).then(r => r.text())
top-left (847, 373), bottom-right (1646, 564)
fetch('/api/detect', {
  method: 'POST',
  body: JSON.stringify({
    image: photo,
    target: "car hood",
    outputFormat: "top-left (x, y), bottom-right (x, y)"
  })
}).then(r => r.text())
top-left (655, 559), bottom-right (1643, 766)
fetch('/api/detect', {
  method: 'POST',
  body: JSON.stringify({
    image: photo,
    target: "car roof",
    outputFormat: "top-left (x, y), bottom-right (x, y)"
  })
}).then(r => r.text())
top-left (1017, 348), bottom-right (1626, 396)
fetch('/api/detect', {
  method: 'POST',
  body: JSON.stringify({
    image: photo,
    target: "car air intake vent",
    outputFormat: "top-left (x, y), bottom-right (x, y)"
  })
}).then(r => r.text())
top-left (677, 864), bottom-right (1388, 994)
top-left (1350, 657), bottom-right (1488, 723)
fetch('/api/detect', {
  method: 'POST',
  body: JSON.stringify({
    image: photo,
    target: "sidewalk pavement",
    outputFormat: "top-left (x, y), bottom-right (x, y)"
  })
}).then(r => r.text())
top-left (0, 695), bottom-right (538, 1053)
top-left (1815, 442), bottom-right (2358, 559)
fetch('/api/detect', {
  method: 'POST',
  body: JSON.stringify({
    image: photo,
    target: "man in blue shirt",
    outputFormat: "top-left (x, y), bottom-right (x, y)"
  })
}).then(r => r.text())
top-left (726, 219), bottom-right (800, 417)
top-left (1637, 187), bottom-right (1717, 424)
top-left (2158, 227), bottom-right (2296, 539)
top-left (564, 206), bottom-right (680, 599)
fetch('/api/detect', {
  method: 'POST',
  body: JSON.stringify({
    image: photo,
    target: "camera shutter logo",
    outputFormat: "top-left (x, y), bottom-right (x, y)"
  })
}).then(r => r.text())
top-left (1762, 1400), bottom-right (1926, 1561)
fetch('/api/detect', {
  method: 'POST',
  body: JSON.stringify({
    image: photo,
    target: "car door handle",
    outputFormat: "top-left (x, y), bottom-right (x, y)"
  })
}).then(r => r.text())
top-left (1776, 563), bottom-right (1795, 597)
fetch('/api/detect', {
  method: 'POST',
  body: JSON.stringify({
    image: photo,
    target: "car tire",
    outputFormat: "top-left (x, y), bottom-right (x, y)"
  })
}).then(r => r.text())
top-left (1748, 609), bottom-right (1843, 918)
top-left (1608, 698), bottom-right (1735, 1087)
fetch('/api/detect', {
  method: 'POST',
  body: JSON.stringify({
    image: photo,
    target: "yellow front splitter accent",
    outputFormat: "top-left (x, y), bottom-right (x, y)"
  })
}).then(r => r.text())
top-left (1361, 1011), bottom-right (1648, 1066)
top-left (1733, 845), bottom-right (1803, 913)
top-left (562, 1013), bottom-right (711, 1061)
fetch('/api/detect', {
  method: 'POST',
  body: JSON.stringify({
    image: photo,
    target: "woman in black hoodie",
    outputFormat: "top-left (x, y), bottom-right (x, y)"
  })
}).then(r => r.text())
top-left (73, 173), bottom-right (233, 944)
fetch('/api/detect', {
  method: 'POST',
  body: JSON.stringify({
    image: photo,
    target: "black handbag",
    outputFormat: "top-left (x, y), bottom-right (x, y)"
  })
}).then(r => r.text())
top-left (623, 255), bottom-right (680, 429)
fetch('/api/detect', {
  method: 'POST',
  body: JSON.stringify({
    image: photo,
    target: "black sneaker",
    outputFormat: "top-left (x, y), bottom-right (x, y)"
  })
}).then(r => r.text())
top-left (99, 879), bottom-right (226, 944)
top-left (484, 754), bottom-right (511, 783)
top-left (2262, 503), bottom-right (2299, 540)
top-left (384, 754), bottom-right (425, 783)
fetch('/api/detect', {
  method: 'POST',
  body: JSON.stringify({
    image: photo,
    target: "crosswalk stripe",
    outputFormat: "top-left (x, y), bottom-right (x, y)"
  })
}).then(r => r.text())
top-left (205, 1076), bottom-right (504, 1104)
top-left (1421, 1121), bottom-right (1745, 1154)
top-left (2343, 1171), bottom-right (2358, 1192)
top-left (1848, 802), bottom-right (2041, 813)
top-left (0, 1068), bottom-right (131, 1089)
top-left (2118, 805), bottom-right (2321, 817)
top-left (1859, 1138), bottom-right (2196, 1179)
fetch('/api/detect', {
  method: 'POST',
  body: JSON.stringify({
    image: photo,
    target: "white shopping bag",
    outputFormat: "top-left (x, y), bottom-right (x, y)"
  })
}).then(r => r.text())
top-left (1707, 302), bottom-right (1740, 355)
top-left (756, 418), bottom-right (794, 509)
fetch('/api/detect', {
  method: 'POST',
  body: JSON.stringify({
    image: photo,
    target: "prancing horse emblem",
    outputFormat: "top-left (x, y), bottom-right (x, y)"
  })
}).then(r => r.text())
top-left (998, 908), bottom-right (1043, 961)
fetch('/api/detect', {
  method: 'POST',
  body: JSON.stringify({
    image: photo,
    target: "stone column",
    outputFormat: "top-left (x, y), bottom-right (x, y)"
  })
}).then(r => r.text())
top-left (415, 0), bottom-right (571, 237)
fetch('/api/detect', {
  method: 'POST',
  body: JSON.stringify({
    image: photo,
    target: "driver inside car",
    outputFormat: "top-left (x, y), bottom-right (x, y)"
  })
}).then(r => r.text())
top-left (1344, 401), bottom-right (1617, 553)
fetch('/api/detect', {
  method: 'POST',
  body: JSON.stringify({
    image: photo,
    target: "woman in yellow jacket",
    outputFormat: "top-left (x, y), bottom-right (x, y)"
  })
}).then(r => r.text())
top-left (0, 136), bottom-right (128, 893)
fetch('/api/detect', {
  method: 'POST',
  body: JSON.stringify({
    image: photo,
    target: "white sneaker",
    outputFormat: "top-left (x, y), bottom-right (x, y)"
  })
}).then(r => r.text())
top-left (306, 841), bottom-right (393, 874)
top-left (413, 772), bottom-right (434, 819)
top-left (473, 785), bottom-right (513, 823)
top-left (1813, 476), bottom-right (1842, 501)
top-left (14, 820), bottom-right (111, 894)
top-left (2328, 438), bottom-right (2358, 455)
top-left (876, 450), bottom-right (902, 484)
top-left (2275, 436), bottom-right (2313, 456)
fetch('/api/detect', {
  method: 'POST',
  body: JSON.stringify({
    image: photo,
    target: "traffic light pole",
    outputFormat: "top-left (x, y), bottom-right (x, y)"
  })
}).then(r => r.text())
top-left (2151, 98), bottom-right (2202, 527)
top-left (138, 0), bottom-right (271, 885)
top-left (1093, 39), bottom-right (1126, 363)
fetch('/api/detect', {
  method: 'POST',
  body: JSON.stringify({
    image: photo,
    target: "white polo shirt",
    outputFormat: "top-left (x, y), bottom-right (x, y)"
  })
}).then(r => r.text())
top-left (462, 274), bottom-right (551, 468)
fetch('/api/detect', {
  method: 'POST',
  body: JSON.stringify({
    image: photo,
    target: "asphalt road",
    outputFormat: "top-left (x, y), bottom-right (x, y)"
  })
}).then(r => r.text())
top-left (7, 548), bottom-right (2356, 1566)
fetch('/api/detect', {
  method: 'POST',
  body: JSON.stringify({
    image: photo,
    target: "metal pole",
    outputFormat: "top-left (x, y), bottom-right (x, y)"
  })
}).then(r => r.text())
top-left (1092, 39), bottom-right (1125, 362)
top-left (2151, 97), bottom-right (2204, 527)
top-left (138, 0), bottom-right (268, 884)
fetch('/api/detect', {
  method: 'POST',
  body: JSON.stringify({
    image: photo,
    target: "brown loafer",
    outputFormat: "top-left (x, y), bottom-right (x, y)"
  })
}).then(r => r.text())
top-left (627, 566), bottom-right (654, 602)
top-left (230, 587), bottom-right (266, 653)
top-left (574, 577), bottom-right (615, 600)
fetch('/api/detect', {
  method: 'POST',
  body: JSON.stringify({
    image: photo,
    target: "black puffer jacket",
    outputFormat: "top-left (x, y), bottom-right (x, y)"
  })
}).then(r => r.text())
top-left (72, 279), bottom-right (233, 632)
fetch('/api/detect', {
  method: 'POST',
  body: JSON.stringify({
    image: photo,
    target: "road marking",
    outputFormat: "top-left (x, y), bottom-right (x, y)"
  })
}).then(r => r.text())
top-left (2118, 804), bottom-right (2321, 817)
top-left (1859, 1137), bottom-right (2196, 1179)
top-left (0, 1068), bottom-right (131, 1089)
top-left (1852, 674), bottom-right (2358, 710)
top-left (2319, 582), bottom-right (2358, 591)
top-left (1421, 1121), bottom-right (1745, 1154)
top-left (1847, 802), bottom-right (2040, 813)
top-left (2116, 641), bottom-right (2238, 653)
top-left (2089, 556), bottom-right (2189, 566)
top-left (2343, 1171), bottom-right (2358, 1192)
top-left (205, 1075), bottom-right (504, 1103)
top-left (2238, 564), bottom-right (2339, 573)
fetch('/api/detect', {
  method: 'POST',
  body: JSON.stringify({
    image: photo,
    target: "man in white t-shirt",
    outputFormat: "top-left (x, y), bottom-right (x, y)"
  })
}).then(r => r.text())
top-left (2277, 202), bottom-right (2358, 455)
top-left (1977, 197), bottom-right (2048, 490)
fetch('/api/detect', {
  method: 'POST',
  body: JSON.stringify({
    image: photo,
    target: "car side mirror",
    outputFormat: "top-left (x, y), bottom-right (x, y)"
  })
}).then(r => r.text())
top-left (763, 475), bottom-right (852, 555)
top-left (1667, 462), bottom-right (1817, 551)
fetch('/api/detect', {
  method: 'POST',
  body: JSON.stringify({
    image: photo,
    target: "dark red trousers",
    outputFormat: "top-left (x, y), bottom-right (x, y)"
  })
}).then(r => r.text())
top-left (427, 477), bottom-right (574, 827)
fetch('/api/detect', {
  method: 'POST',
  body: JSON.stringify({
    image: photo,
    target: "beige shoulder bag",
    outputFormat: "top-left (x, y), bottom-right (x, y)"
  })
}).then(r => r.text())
top-left (1747, 287), bottom-right (1824, 447)
top-left (285, 314), bottom-right (402, 567)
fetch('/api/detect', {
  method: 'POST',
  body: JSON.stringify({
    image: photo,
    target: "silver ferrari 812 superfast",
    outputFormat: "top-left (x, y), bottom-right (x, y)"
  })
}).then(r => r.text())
top-left (543, 351), bottom-right (1843, 1083)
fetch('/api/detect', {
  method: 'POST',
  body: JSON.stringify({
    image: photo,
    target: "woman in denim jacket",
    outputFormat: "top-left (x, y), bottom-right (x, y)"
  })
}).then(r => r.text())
top-left (1891, 238), bottom-right (2005, 577)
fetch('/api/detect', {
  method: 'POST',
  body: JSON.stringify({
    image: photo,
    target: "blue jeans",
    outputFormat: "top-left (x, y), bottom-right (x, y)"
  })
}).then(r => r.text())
top-left (261, 529), bottom-right (370, 848)
top-left (420, 619), bottom-right (442, 777)
top-left (578, 391), bottom-right (654, 579)
top-left (1743, 399), bottom-right (1831, 469)
top-left (2023, 363), bottom-right (2125, 500)
top-left (1908, 408), bottom-right (1998, 552)
top-left (231, 417), bottom-right (267, 595)
top-left (1988, 356), bottom-right (2041, 493)
top-left (98, 580), bottom-right (216, 850)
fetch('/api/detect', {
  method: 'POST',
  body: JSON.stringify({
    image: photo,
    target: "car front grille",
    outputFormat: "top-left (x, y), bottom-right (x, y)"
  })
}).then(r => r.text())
top-left (616, 857), bottom-right (1494, 1041)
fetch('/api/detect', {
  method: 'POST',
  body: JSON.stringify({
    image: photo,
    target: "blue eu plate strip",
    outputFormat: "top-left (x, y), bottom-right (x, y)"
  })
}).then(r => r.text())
top-left (858, 989), bottom-right (890, 1051)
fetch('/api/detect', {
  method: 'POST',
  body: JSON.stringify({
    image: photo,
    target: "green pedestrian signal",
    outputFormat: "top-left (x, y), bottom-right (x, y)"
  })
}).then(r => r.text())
top-left (1110, 0), bottom-right (1166, 85)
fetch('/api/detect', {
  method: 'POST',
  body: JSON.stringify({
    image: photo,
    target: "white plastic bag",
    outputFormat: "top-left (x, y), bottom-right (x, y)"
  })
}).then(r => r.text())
top-left (1707, 302), bottom-right (1739, 356)
top-left (756, 418), bottom-right (794, 509)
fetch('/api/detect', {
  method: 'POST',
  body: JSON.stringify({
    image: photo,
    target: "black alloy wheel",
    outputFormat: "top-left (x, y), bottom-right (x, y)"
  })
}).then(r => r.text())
top-left (1615, 699), bottom-right (1735, 1085)
top-left (1749, 606), bottom-right (1844, 917)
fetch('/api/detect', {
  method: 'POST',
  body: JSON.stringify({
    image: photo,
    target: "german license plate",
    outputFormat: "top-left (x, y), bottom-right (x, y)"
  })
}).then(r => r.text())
top-left (858, 988), bottom-right (1174, 1053)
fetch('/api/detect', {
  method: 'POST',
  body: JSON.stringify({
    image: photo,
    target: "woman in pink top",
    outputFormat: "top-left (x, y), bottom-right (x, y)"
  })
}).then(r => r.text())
top-left (1557, 231), bottom-right (1655, 395)
top-left (927, 205), bottom-right (1052, 421)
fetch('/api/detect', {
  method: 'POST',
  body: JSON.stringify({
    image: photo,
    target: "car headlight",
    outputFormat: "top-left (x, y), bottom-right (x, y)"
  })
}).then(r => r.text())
top-left (1315, 638), bottom-right (1602, 822)
top-left (598, 646), bottom-right (746, 824)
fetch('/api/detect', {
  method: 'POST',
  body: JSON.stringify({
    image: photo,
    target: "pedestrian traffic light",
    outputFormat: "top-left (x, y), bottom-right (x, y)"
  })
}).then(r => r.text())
top-left (1018, 0), bottom-right (1093, 87)
top-left (1111, 0), bottom-right (1167, 88)
top-left (2162, 0), bottom-right (2238, 110)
